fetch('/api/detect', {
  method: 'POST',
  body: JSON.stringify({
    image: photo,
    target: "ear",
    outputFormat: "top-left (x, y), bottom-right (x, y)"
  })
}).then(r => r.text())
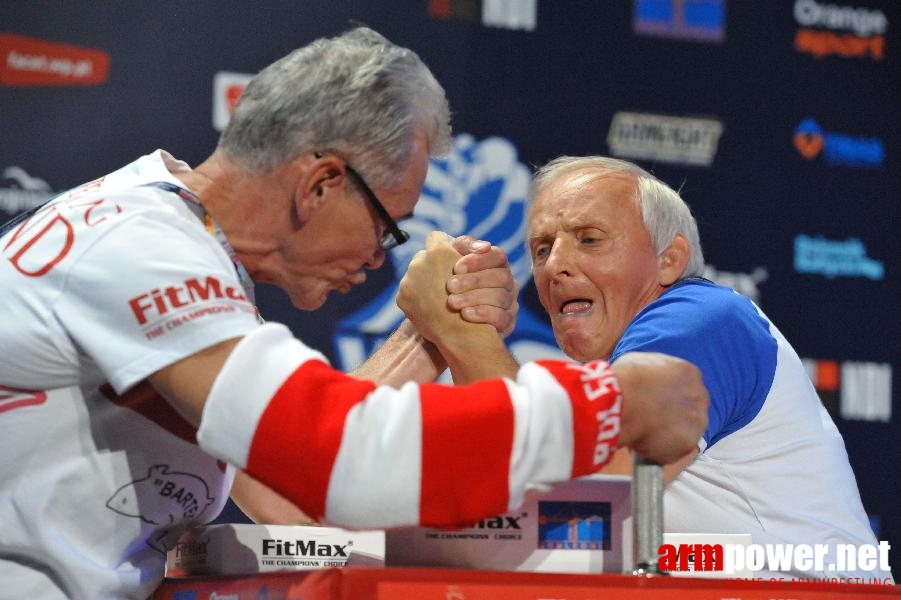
top-left (293, 154), bottom-right (347, 224)
top-left (657, 234), bottom-right (690, 286)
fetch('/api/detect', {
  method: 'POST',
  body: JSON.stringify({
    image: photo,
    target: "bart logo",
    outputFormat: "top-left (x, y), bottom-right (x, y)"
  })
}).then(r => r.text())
top-left (107, 464), bottom-right (214, 525)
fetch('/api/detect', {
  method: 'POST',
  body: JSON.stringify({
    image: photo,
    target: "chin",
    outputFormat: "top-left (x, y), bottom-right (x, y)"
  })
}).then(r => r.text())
top-left (288, 290), bottom-right (327, 311)
top-left (558, 336), bottom-right (606, 363)
top-left (557, 340), bottom-right (587, 363)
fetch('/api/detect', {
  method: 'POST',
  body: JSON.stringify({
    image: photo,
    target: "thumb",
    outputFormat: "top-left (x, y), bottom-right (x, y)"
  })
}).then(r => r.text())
top-left (426, 230), bottom-right (453, 251)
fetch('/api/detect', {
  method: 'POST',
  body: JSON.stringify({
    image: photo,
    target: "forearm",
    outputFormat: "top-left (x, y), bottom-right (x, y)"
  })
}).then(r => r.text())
top-left (352, 317), bottom-right (518, 387)
top-left (609, 351), bottom-right (709, 465)
top-left (597, 446), bottom-right (700, 486)
top-left (430, 323), bottom-right (519, 384)
top-left (350, 319), bottom-right (447, 386)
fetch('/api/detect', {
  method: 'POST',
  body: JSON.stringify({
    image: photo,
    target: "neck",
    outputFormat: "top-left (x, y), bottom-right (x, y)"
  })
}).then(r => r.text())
top-left (173, 153), bottom-right (284, 281)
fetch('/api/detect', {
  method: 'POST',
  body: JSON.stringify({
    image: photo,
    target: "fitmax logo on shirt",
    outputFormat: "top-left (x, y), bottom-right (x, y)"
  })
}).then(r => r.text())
top-left (128, 276), bottom-right (248, 326)
top-left (793, 118), bottom-right (884, 168)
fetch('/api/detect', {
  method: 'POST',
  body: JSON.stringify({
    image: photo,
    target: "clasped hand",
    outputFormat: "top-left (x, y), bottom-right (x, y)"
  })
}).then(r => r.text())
top-left (397, 231), bottom-right (518, 343)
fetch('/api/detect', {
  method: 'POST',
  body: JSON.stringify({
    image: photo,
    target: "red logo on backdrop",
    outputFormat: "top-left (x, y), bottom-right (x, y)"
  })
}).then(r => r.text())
top-left (226, 84), bottom-right (244, 115)
top-left (212, 71), bottom-right (252, 131)
top-left (0, 385), bottom-right (48, 414)
top-left (428, 0), bottom-right (454, 18)
top-left (0, 33), bottom-right (110, 87)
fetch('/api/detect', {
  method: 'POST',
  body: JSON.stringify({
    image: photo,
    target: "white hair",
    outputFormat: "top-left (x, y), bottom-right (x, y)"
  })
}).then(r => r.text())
top-left (529, 156), bottom-right (705, 278)
top-left (218, 27), bottom-right (452, 189)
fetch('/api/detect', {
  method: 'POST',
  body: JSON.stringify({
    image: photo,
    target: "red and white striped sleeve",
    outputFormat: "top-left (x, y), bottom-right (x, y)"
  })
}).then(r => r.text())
top-left (197, 323), bottom-right (622, 529)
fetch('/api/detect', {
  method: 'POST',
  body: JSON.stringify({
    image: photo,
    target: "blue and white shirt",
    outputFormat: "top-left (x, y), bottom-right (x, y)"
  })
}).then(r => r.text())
top-left (611, 279), bottom-right (890, 581)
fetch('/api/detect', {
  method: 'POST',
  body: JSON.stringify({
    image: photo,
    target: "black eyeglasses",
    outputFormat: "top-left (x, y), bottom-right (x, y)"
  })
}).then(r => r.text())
top-left (344, 165), bottom-right (410, 251)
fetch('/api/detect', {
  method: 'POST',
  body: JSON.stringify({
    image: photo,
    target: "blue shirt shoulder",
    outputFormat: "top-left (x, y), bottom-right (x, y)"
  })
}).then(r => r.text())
top-left (610, 279), bottom-right (777, 448)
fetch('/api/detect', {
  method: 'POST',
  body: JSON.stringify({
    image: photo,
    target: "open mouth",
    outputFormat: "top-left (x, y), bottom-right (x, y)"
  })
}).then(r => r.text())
top-left (560, 299), bottom-right (593, 315)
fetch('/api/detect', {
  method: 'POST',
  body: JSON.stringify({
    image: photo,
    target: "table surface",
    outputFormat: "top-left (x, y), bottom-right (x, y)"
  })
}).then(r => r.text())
top-left (152, 567), bottom-right (900, 600)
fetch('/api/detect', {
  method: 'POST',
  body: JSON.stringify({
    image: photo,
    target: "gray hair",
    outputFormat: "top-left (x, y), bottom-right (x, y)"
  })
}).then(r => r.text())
top-left (217, 27), bottom-right (452, 189)
top-left (529, 156), bottom-right (705, 278)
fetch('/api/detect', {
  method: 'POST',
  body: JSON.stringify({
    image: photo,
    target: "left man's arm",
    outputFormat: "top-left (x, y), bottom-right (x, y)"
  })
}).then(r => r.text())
top-left (231, 235), bottom-right (519, 523)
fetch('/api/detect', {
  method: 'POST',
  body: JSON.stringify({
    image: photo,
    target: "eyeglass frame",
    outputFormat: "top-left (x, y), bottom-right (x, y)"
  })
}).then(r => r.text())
top-left (343, 165), bottom-right (410, 251)
top-left (313, 152), bottom-right (410, 251)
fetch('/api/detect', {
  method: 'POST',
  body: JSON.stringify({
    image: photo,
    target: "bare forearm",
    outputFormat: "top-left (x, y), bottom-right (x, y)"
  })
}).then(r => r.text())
top-left (351, 319), bottom-right (448, 386)
top-left (597, 446), bottom-right (699, 486)
top-left (432, 324), bottom-right (519, 384)
top-left (609, 351), bottom-right (709, 466)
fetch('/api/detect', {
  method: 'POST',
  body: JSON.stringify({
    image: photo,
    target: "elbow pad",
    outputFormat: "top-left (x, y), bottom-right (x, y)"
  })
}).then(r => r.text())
top-left (198, 323), bottom-right (622, 529)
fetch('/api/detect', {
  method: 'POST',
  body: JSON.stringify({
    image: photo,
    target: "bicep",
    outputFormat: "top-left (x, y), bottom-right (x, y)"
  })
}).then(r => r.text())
top-left (148, 336), bottom-right (244, 426)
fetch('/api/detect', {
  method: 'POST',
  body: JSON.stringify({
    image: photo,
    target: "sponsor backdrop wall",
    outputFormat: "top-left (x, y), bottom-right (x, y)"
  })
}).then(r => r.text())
top-left (2, 0), bottom-right (898, 575)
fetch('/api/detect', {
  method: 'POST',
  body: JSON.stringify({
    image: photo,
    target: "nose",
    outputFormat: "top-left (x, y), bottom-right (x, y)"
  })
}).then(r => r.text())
top-left (543, 239), bottom-right (573, 279)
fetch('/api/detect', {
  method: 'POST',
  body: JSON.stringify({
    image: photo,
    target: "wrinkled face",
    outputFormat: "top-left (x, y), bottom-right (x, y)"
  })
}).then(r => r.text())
top-left (527, 170), bottom-right (666, 361)
top-left (280, 135), bottom-right (429, 310)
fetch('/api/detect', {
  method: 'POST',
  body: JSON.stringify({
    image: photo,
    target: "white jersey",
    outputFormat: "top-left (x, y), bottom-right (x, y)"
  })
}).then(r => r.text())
top-left (611, 279), bottom-right (892, 582)
top-left (0, 151), bottom-right (260, 599)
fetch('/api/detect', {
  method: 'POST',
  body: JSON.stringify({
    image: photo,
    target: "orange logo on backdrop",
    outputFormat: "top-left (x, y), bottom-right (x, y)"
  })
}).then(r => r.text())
top-left (795, 29), bottom-right (885, 60)
top-left (0, 33), bottom-right (109, 87)
top-left (793, 132), bottom-right (824, 159)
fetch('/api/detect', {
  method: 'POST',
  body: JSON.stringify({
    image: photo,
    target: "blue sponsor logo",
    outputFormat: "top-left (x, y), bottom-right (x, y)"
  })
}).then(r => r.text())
top-left (172, 591), bottom-right (197, 600)
top-left (538, 501), bottom-right (612, 550)
top-left (793, 118), bottom-right (884, 168)
top-left (634, 0), bottom-right (726, 42)
top-left (794, 234), bottom-right (884, 280)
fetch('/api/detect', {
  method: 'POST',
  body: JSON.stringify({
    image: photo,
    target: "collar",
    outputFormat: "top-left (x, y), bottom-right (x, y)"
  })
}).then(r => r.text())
top-left (142, 181), bottom-right (258, 310)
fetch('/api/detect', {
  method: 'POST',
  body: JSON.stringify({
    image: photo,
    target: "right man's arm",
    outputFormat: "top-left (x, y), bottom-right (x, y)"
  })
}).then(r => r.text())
top-left (396, 232), bottom-right (708, 469)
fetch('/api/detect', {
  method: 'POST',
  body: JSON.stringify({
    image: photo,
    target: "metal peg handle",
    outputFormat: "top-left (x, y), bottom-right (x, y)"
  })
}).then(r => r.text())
top-left (631, 453), bottom-right (666, 576)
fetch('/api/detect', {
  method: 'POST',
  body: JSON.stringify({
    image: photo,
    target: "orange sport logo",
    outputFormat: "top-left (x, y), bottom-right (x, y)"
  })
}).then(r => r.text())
top-left (0, 33), bottom-right (109, 86)
top-left (793, 0), bottom-right (888, 60)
